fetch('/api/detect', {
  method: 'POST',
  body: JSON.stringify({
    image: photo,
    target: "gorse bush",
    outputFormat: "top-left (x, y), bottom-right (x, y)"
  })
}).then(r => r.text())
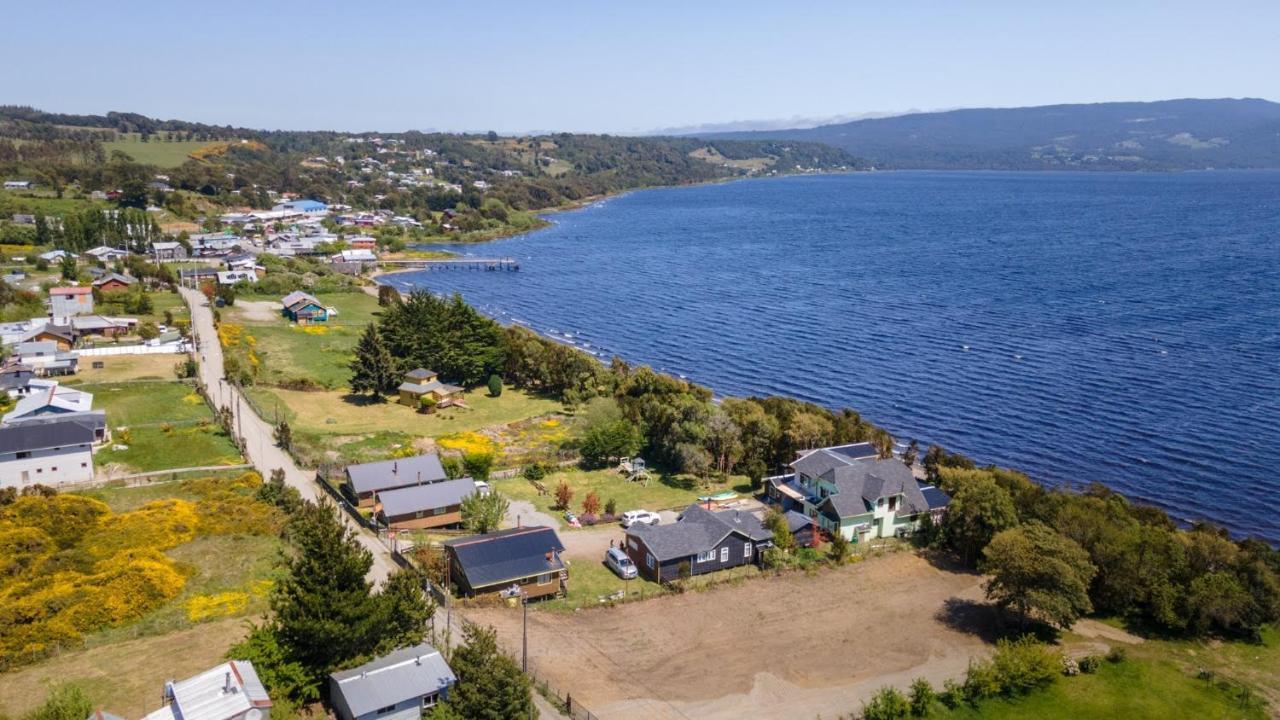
top-left (0, 472), bottom-right (280, 670)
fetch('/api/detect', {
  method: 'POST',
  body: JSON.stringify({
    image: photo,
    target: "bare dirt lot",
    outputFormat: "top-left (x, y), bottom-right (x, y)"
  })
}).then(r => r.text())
top-left (466, 551), bottom-right (993, 720)
top-left (234, 299), bottom-right (282, 322)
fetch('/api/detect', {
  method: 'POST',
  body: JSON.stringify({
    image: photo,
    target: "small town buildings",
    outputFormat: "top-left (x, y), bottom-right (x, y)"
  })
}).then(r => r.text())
top-left (333, 248), bottom-right (377, 263)
top-left (38, 249), bottom-right (70, 262)
top-left (140, 660), bottom-right (272, 720)
top-left (0, 418), bottom-right (96, 489)
top-left (91, 272), bottom-right (137, 294)
top-left (19, 324), bottom-right (74, 350)
top-left (48, 286), bottom-right (94, 317)
top-left (0, 362), bottom-right (35, 397)
top-left (768, 444), bottom-right (948, 542)
top-left (397, 368), bottom-right (462, 408)
top-left (346, 236), bottom-right (378, 249)
top-left (3, 381), bottom-right (93, 423)
top-left (328, 643), bottom-right (455, 720)
top-left (625, 503), bottom-right (774, 583)
top-left (3, 180), bottom-right (33, 190)
top-left (443, 526), bottom-right (567, 600)
top-left (281, 291), bottom-right (328, 323)
top-left (151, 241), bottom-right (188, 261)
top-left (376, 477), bottom-right (477, 530)
top-left (223, 253), bottom-right (258, 270)
top-left (83, 245), bottom-right (130, 262)
top-left (344, 452), bottom-right (449, 508)
top-left (11, 341), bottom-right (77, 375)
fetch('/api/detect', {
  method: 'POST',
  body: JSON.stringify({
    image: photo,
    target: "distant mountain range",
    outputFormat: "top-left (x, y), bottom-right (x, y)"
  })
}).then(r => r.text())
top-left (644, 110), bottom-right (921, 137)
top-left (700, 98), bottom-right (1280, 170)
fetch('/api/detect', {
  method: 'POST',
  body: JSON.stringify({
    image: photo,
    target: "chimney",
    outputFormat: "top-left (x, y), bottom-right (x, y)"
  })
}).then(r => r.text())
top-left (223, 672), bottom-right (233, 693)
top-left (417, 470), bottom-right (422, 485)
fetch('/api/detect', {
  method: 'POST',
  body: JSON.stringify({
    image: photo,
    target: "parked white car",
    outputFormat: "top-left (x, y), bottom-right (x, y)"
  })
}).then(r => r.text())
top-left (620, 510), bottom-right (661, 528)
top-left (605, 547), bottom-right (637, 579)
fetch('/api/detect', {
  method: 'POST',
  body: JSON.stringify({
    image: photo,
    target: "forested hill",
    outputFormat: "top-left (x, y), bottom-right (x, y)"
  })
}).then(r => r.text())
top-left (0, 106), bottom-right (860, 216)
top-left (701, 98), bottom-right (1280, 170)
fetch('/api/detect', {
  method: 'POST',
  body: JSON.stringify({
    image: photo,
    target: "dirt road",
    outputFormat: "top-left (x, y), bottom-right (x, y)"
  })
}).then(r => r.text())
top-left (182, 288), bottom-right (396, 584)
top-left (467, 552), bottom-right (990, 720)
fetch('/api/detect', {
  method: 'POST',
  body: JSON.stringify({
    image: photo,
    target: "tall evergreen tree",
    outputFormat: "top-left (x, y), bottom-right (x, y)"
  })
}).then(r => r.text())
top-left (349, 323), bottom-right (397, 397)
top-left (447, 623), bottom-right (534, 720)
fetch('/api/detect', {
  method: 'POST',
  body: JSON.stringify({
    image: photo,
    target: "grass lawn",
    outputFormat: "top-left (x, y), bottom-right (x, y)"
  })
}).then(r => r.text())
top-left (540, 556), bottom-right (663, 611)
top-left (494, 468), bottom-right (707, 526)
top-left (246, 386), bottom-right (562, 465)
top-left (78, 381), bottom-right (208, 427)
top-left (0, 618), bottom-right (249, 718)
top-left (938, 656), bottom-right (1267, 719)
top-left (91, 289), bottom-right (190, 331)
top-left (227, 291), bottom-right (382, 388)
top-left (96, 424), bottom-right (243, 473)
top-left (67, 354), bottom-right (185, 383)
top-left (102, 139), bottom-right (220, 168)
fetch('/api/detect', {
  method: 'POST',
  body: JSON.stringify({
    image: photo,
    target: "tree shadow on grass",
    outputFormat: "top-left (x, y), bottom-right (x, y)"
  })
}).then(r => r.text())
top-left (936, 597), bottom-right (1060, 644)
top-left (341, 393), bottom-right (391, 407)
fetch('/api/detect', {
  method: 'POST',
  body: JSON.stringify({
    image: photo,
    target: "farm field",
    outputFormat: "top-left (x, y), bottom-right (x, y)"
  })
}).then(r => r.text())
top-left (102, 138), bottom-right (220, 167)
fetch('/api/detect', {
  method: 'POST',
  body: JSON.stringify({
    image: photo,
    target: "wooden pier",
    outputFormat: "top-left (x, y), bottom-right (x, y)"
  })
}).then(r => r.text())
top-left (380, 257), bottom-right (520, 271)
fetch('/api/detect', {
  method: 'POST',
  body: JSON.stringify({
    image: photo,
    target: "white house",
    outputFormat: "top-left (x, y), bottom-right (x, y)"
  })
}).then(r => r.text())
top-left (217, 270), bottom-right (257, 286)
top-left (83, 245), bottom-right (131, 262)
top-left (2, 381), bottom-right (94, 424)
top-left (0, 419), bottom-right (96, 489)
top-left (333, 249), bottom-right (377, 263)
top-left (141, 660), bottom-right (273, 720)
top-left (3, 180), bottom-right (34, 190)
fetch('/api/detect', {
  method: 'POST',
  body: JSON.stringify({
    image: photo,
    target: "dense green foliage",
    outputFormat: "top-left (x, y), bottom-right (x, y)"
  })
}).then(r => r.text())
top-left (349, 323), bottom-right (398, 397)
top-left (932, 463), bottom-right (1280, 639)
top-left (378, 292), bottom-right (507, 387)
top-left (229, 496), bottom-right (433, 701)
top-left (442, 623), bottom-right (534, 720)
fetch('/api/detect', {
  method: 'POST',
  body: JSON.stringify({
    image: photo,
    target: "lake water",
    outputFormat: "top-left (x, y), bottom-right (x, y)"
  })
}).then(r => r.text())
top-left (385, 171), bottom-right (1280, 542)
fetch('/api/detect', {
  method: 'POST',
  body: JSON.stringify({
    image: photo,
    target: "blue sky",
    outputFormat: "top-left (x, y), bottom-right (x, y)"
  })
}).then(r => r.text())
top-left (6, 0), bottom-right (1278, 133)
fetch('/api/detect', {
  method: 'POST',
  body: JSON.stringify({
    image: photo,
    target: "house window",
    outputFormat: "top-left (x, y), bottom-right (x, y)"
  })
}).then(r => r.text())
top-left (889, 496), bottom-right (898, 511)
top-left (696, 550), bottom-right (715, 563)
top-left (415, 511), bottom-right (424, 519)
top-left (877, 497), bottom-right (885, 507)
top-left (16, 451), bottom-right (30, 459)
top-left (422, 692), bottom-right (439, 708)
top-left (537, 573), bottom-right (551, 585)
top-left (646, 553), bottom-right (654, 569)
top-left (375, 705), bottom-right (396, 716)
top-left (744, 542), bottom-right (752, 558)
top-left (719, 546), bottom-right (729, 563)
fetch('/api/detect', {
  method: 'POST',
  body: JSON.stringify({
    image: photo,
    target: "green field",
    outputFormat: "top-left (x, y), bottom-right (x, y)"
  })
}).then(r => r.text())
top-left (494, 468), bottom-right (709, 527)
top-left (78, 381), bottom-right (208, 426)
top-left (102, 139), bottom-right (220, 168)
top-left (227, 291), bottom-right (382, 388)
top-left (937, 657), bottom-right (1267, 719)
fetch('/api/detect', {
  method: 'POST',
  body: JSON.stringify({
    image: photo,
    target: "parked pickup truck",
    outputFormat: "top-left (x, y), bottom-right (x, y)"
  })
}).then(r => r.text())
top-left (620, 510), bottom-right (661, 528)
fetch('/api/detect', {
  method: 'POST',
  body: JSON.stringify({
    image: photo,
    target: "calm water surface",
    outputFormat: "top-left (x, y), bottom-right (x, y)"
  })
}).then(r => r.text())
top-left (386, 171), bottom-right (1280, 542)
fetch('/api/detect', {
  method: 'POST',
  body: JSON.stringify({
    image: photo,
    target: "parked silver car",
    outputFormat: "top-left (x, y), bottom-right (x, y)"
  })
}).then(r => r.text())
top-left (605, 547), bottom-right (637, 579)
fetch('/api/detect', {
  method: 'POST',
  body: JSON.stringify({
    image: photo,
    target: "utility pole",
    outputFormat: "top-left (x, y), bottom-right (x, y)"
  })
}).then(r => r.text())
top-left (522, 591), bottom-right (528, 673)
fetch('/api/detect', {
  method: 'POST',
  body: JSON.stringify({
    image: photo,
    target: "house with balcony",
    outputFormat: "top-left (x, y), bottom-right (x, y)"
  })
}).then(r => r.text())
top-left (767, 443), bottom-right (949, 542)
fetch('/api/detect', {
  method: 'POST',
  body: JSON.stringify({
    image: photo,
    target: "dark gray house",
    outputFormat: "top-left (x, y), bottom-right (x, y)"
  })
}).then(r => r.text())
top-left (343, 452), bottom-right (448, 509)
top-left (624, 503), bottom-right (775, 583)
top-left (442, 525), bottom-right (567, 600)
top-left (329, 643), bottom-right (455, 720)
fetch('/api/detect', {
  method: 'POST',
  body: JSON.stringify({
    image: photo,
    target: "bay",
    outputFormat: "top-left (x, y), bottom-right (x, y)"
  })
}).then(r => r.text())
top-left (385, 171), bottom-right (1280, 542)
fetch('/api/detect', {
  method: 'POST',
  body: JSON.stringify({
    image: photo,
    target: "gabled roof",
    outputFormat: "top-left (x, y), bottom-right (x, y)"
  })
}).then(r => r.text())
top-left (330, 643), bottom-right (455, 717)
top-left (142, 660), bottom-right (271, 720)
top-left (3, 383), bottom-right (93, 422)
top-left (791, 442), bottom-right (880, 478)
top-left (817, 459), bottom-right (930, 519)
top-left (49, 286), bottom-right (92, 296)
top-left (920, 484), bottom-right (952, 511)
top-left (281, 290), bottom-right (322, 310)
top-left (0, 419), bottom-right (95, 455)
top-left (92, 272), bottom-right (136, 287)
top-left (405, 368), bottom-right (437, 381)
top-left (628, 503), bottom-right (772, 562)
top-left (397, 379), bottom-right (461, 396)
top-left (377, 477), bottom-right (476, 517)
top-left (345, 452), bottom-right (448, 495)
top-left (443, 526), bottom-right (565, 589)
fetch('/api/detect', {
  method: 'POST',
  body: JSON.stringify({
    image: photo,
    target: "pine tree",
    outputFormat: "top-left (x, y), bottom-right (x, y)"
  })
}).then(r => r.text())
top-left (447, 623), bottom-right (534, 720)
top-left (349, 323), bottom-right (397, 398)
top-left (269, 500), bottom-right (378, 683)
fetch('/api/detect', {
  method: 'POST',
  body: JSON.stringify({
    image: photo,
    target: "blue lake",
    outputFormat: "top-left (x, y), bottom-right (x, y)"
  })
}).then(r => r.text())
top-left (385, 171), bottom-right (1280, 542)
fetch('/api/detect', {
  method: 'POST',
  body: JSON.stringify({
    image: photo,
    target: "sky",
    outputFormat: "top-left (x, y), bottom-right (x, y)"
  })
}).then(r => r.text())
top-left (6, 0), bottom-right (1279, 134)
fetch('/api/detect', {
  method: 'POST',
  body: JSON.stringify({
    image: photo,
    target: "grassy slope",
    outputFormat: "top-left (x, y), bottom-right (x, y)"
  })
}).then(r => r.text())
top-left (228, 291), bottom-right (381, 388)
top-left (101, 139), bottom-right (219, 168)
top-left (79, 380), bottom-right (243, 471)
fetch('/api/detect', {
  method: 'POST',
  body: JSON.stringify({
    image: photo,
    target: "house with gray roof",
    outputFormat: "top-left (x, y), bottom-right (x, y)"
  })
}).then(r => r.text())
top-left (624, 503), bottom-right (774, 583)
top-left (0, 418), bottom-right (96, 489)
top-left (443, 525), bottom-right (567, 600)
top-left (141, 660), bottom-right (272, 720)
top-left (376, 477), bottom-right (477, 530)
top-left (769, 445), bottom-right (948, 542)
top-left (329, 643), bottom-right (455, 720)
top-left (343, 452), bottom-right (448, 508)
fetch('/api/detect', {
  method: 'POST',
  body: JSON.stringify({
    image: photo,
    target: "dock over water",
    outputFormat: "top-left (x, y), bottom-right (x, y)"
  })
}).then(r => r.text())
top-left (380, 257), bottom-right (520, 271)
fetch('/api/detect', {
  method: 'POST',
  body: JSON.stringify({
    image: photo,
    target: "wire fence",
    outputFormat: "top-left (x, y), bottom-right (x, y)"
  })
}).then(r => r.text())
top-left (527, 660), bottom-right (601, 720)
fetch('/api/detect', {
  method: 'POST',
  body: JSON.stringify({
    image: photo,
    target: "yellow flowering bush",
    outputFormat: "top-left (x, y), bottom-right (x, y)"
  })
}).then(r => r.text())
top-left (437, 431), bottom-right (497, 455)
top-left (0, 472), bottom-right (282, 671)
top-left (186, 591), bottom-right (250, 622)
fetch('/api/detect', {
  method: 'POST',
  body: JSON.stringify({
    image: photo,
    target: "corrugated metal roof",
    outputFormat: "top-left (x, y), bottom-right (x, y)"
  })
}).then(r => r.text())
top-left (330, 643), bottom-right (455, 717)
top-left (345, 453), bottom-right (447, 495)
top-left (377, 478), bottom-right (476, 517)
top-left (142, 660), bottom-right (271, 720)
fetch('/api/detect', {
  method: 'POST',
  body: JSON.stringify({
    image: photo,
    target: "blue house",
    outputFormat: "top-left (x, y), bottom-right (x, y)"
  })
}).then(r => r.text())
top-left (272, 199), bottom-right (328, 215)
top-left (281, 291), bottom-right (329, 323)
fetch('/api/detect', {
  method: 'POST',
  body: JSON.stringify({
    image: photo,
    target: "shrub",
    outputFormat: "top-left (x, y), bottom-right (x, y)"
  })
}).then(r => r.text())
top-left (1106, 647), bottom-right (1127, 664)
top-left (861, 686), bottom-right (910, 720)
top-left (963, 658), bottom-right (1001, 701)
top-left (523, 463), bottom-right (547, 481)
top-left (908, 678), bottom-right (935, 717)
top-left (580, 513), bottom-right (598, 526)
top-left (604, 497), bottom-right (618, 516)
top-left (487, 374), bottom-right (503, 397)
top-left (988, 635), bottom-right (1061, 696)
top-left (1078, 655), bottom-right (1101, 674)
top-left (939, 679), bottom-right (964, 709)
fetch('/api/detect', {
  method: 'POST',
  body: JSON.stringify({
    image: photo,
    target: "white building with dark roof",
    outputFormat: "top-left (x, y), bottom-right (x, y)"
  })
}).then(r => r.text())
top-left (0, 418), bottom-right (95, 488)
